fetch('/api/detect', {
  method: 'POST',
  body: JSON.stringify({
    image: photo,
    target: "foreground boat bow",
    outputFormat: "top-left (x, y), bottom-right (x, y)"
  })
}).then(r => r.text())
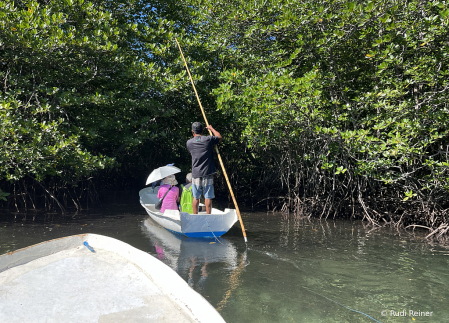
top-left (0, 234), bottom-right (225, 323)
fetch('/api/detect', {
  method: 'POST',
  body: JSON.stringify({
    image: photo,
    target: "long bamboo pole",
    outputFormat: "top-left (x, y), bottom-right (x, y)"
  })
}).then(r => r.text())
top-left (175, 38), bottom-right (247, 242)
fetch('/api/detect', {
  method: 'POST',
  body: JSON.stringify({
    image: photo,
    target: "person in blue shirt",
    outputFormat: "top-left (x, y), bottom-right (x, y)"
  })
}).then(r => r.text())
top-left (186, 122), bottom-right (222, 214)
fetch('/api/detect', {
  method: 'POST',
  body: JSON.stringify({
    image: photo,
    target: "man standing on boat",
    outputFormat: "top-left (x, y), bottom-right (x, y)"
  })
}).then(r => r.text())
top-left (186, 122), bottom-right (222, 214)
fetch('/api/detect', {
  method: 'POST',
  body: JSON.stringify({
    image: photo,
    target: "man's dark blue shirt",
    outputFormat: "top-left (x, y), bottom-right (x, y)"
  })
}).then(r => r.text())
top-left (186, 136), bottom-right (220, 178)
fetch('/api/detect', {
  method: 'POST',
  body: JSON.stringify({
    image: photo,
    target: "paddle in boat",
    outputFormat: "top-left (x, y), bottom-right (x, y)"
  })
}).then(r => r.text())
top-left (0, 234), bottom-right (225, 323)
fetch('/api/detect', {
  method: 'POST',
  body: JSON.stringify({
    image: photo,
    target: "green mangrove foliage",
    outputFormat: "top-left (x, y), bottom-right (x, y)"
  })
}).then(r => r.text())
top-left (0, 0), bottom-right (190, 209)
top-left (187, 0), bottom-right (449, 231)
top-left (2, 0), bottom-right (449, 238)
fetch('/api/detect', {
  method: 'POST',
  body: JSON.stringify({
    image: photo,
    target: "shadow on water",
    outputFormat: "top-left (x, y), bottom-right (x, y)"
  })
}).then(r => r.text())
top-left (1, 201), bottom-right (449, 323)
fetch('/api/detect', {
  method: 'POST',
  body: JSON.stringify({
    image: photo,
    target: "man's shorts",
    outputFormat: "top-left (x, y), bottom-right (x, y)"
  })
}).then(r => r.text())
top-left (191, 175), bottom-right (215, 199)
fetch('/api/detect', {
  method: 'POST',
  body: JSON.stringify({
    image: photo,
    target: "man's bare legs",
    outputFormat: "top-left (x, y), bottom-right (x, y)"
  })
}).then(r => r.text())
top-left (192, 198), bottom-right (212, 214)
top-left (205, 199), bottom-right (212, 214)
top-left (192, 198), bottom-right (200, 214)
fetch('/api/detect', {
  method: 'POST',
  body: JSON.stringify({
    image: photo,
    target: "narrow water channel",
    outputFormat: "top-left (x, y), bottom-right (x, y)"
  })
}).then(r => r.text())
top-left (1, 199), bottom-right (448, 323)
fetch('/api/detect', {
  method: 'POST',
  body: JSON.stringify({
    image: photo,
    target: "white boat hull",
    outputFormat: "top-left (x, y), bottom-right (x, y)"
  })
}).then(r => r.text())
top-left (139, 187), bottom-right (238, 238)
top-left (0, 234), bottom-right (225, 323)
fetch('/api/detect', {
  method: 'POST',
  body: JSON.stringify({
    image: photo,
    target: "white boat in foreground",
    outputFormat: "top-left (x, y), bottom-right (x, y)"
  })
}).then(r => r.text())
top-left (139, 187), bottom-right (238, 238)
top-left (0, 234), bottom-right (225, 323)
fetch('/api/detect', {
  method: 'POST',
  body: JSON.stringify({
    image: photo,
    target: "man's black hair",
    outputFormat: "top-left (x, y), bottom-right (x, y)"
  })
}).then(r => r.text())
top-left (191, 122), bottom-right (203, 134)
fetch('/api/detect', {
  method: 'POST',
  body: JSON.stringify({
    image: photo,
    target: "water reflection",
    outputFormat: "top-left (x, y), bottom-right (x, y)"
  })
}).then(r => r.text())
top-left (210, 212), bottom-right (449, 323)
top-left (141, 218), bottom-right (239, 290)
top-left (216, 251), bottom-right (247, 312)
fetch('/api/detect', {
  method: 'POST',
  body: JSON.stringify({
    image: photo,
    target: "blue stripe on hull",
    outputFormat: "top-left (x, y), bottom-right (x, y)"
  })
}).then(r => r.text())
top-left (164, 228), bottom-right (227, 238)
top-left (165, 228), bottom-right (184, 237)
top-left (184, 231), bottom-right (227, 238)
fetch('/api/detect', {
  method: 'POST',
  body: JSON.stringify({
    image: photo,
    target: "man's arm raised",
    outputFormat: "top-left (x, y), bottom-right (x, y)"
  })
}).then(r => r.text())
top-left (206, 125), bottom-right (222, 143)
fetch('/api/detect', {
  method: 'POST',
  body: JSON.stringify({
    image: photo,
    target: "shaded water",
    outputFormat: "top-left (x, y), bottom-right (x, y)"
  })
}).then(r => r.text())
top-left (1, 201), bottom-right (448, 323)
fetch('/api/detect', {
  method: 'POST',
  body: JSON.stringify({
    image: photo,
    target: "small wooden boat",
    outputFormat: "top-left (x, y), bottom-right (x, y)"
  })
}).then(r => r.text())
top-left (139, 187), bottom-right (238, 238)
top-left (0, 234), bottom-right (225, 323)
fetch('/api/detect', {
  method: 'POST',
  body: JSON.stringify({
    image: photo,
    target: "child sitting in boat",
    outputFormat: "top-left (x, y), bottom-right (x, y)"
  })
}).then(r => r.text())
top-left (157, 175), bottom-right (180, 213)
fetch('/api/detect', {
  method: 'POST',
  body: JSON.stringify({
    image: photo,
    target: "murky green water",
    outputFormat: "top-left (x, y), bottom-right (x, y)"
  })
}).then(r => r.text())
top-left (1, 201), bottom-right (448, 323)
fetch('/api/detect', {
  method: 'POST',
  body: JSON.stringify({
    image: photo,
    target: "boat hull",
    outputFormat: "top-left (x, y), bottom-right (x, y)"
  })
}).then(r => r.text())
top-left (139, 187), bottom-right (238, 238)
top-left (0, 234), bottom-right (225, 323)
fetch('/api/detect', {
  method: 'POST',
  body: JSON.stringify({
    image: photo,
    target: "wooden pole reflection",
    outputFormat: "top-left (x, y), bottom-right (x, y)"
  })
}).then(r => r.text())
top-left (216, 251), bottom-right (247, 312)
